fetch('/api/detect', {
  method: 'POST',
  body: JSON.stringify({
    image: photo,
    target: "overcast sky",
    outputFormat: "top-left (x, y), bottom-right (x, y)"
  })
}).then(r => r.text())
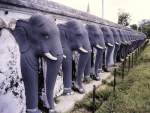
top-left (49, 0), bottom-right (150, 25)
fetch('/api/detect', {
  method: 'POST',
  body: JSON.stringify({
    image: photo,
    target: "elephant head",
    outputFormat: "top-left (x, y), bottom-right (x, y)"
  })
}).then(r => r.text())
top-left (65, 20), bottom-right (91, 52)
top-left (118, 29), bottom-right (127, 45)
top-left (110, 28), bottom-right (121, 45)
top-left (101, 26), bottom-right (114, 47)
top-left (58, 20), bottom-right (91, 94)
top-left (86, 24), bottom-right (105, 49)
top-left (13, 14), bottom-right (63, 113)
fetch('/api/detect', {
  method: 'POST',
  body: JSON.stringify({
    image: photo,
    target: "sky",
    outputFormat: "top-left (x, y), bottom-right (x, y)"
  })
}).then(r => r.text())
top-left (49, 0), bottom-right (150, 25)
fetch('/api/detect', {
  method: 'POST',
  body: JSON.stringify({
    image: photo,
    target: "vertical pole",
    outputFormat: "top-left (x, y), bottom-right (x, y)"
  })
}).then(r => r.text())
top-left (113, 68), bottom-right (117, 92)
top-left (122, 60), bottom-right (125, 80)
top-left (131, 53), bottom-right (134, 68)
top-left (128, 55), bottom-right (131, 72)
top-left (135, 49), bottom-right (138, 63)
top-left (92, 85), bottom-right (96, 113)
top-left (102, 0), bottom-right (104, 19)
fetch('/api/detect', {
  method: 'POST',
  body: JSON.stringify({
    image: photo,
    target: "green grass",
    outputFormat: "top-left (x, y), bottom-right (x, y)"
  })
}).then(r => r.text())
top-left (71, 43), bottom-right (150, 113)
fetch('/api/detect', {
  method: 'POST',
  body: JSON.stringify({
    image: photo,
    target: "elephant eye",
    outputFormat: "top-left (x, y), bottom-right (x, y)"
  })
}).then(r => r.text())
top-left (42, 33), bottom-right (49, 39)
top-left (94, 34), bottom-right (99, 37)
top-left (75, 33), bottom-right (81, 37)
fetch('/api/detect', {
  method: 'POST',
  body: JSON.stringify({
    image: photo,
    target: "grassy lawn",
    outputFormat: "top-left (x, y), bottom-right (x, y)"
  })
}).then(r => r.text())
top-left (71, 43), bottom-right (150, 113)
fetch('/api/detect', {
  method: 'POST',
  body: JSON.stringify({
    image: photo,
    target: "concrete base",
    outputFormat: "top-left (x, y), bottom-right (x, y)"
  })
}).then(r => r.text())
top-left (55, 72), bottom-right (112, 113)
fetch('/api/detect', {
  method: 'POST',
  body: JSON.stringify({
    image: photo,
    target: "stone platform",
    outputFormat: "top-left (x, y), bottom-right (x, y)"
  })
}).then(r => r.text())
top-left (56, 72), bottom-right (112, 113)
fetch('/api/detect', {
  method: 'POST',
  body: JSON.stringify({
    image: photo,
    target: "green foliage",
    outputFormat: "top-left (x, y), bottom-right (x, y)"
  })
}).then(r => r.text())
top-left (130, 24), bottom-right (138, 30)
top-left (142, 24), bottom-right (150, 38)
top-left (118, 11), bottom-right (131, 26)
top-left (139, 20), bottom-right (150, 38)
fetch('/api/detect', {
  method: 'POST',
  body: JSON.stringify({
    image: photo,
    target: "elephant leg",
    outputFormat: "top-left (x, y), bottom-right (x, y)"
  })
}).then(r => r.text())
top-left (114, 44), bottom-right (120, 64)
top-left (120, 44), bottom-right (124, 60)
top-left (76, 52), bottom-right (91, 90)
top-left (95, 49), bottom-right (104, 80)
top-left (110, 46), bottom-right (115, 66)
top-left (99, 49), bottom-right (105, 70)
top-left (84, 53), bottom-right (91, 82)
top-left (105, 46), bottom-right (114, 68)
top-left (124, 45), bottom-right (127, 59)
top-left (62, 49), bottom-right (73, 94)
top-left (21, 54), bottom-right (39, 113)
top-left (46, 55), bottom-right (63, 109)
top-left (116, 45), bottom-right (122, 62)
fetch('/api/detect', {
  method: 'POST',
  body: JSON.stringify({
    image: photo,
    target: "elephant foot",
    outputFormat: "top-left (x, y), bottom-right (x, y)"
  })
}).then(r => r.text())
top-left (40, 93), bottom-right (50, 109)
top-left (120, 58), bottom-right (125, 62)
top-left (112, 64), bottom-right (118, 67)
top-left (27, 108), bottom-right (42, 113)
top-left (103, 67), bottom-right (111, 72)
top-left (93, 75), bottom-right (101, 81)
top-left (83, 76), bottom-right (92, 83)
top-left (63, 88), bottom-right (74, 96)
top-left (49, 109), bottom-right (58, 113)
top-left (72, 83), bottom-right (85, 94)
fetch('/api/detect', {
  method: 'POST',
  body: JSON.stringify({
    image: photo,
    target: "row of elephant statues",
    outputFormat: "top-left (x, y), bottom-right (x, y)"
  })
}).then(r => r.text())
top-left (0, 14), bottom-right (146, 113)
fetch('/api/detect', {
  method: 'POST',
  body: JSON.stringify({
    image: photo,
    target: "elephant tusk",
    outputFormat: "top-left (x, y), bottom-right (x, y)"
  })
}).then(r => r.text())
top-left (96, 44), bottom-right (104, 49)
top-left (79, 47), bottom-right (88, 53)
top-left (44, 53), bottom-right (57, 61)
top-left (107, 43), bottom-right (113, 47)
top-left (63, 55), bottom-right (67, 59)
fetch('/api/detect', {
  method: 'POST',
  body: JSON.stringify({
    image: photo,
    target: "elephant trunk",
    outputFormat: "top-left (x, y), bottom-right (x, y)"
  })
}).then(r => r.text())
top-left (45, 54), bottom-right (63, 109)
top-left (76, 51), bottom-right (91, 88)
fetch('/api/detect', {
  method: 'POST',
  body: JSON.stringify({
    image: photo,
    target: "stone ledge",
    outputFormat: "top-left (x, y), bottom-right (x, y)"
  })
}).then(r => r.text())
top-left (0, 0), bottom-right (129, 30)
top-left (56, 72), bottom-right (112, 113)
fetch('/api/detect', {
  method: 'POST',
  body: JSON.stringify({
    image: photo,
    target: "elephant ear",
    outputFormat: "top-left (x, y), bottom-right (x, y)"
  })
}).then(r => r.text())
top-left (58, 24), bottom-right (69, 48)
top-left (13, 20), bottom-right (30, 53)
top-left (63, 24), bottom-right (72, 41)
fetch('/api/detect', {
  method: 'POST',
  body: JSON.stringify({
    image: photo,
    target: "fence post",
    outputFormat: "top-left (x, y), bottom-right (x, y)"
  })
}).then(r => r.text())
top-left (122, 60), bottom-right (125, 80)
top-left (131, 52), bottom-right (134, 68)
top-left (92, 85), bottom-right (96, 113)
top-left (113, 68), bottom-right (117, 92)
top-left (135, 49), bottom-right (138, 63)
top-left (128, 55), bottom-right (131, 72)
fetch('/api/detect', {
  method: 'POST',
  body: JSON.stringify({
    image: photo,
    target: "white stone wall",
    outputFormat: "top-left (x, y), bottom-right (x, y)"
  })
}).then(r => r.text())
top-left (0, 29), bottom-right (26, 113)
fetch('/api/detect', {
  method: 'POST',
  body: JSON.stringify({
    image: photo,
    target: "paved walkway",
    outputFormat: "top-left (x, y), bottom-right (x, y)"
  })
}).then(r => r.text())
top-left (56, 72), bottom-right (112, 113)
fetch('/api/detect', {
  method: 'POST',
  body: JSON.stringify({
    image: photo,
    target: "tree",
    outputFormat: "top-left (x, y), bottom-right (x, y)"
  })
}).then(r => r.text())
top-left (139, 19), bottom-right (150, 38)
top-left (130, 24), bottom-right (138, 30)
top-left (118, 10), bottom-right (131, 26)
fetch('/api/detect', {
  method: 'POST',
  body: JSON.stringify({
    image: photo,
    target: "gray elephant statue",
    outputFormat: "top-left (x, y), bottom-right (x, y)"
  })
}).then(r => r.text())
top-left (101, 26), bottom-right (115, 72)
top-left (58, 20), bottom-right (91, 94)
top-left (13, 14), bottom-right (63, 113)
top-left (117, 30), bottom-right (129, 61)
top-left (110, 28), bottom-right (121, 64)
top-left (84, 24), bottom-right (106, 81)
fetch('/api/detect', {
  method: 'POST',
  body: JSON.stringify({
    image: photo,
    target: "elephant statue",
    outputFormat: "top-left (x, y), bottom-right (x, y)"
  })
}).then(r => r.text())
top-left (58, 20), bottom-right (91, 94)
top-left (121, 30), bottom-right (131, 59)
top-left (117, 29), bottom-right (126, 62)
top-left (110, 28), bottom-right (121, 64)
top-left (84, 24), bottom-right (106, 81)
top-left (13, 14), bottom-right (63, 113)
top-left (101, 26), bottom-right (115, 72)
